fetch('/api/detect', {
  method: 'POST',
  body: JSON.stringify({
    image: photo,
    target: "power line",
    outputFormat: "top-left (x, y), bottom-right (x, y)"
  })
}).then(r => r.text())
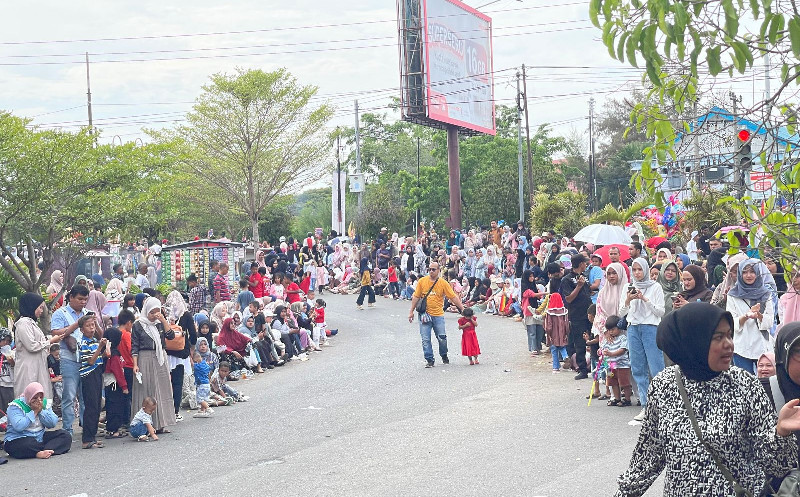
top-left (0, 2), bottom-right (587, 46)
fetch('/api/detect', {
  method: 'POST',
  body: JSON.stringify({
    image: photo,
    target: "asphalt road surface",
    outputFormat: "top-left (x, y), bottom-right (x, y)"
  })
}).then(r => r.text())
top-left (3, 293), bottom-right (665, 497)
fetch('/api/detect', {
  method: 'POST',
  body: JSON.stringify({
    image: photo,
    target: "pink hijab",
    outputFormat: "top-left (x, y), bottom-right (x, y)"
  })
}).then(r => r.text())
top-left (23, 382), bottom-right (44, 405)
top-left (779, 269), bottom-right (800, 331)
top-left (86, 289), bottom-right (107, 332)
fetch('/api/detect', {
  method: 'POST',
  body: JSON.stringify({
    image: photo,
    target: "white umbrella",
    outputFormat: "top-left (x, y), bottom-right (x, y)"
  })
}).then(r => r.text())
top-left (573, 224), bottom-right (632, 245)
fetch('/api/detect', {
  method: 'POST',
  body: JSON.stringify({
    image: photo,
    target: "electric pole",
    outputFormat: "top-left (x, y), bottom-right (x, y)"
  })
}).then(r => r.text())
top-left (85, 52), bottom-right (93, 133)
top-left (516, 70), bottom-right (525, 222)
top-left (588, 98), bottom-right (596, 212)
top-left (521, 64), bottom-right (533, 205)
top-left (354, 99), bottom-right (362, 211)
top-left (730, 91), bottom-right (744, 198)
top-left (416, 136), bottom-right (421, 237)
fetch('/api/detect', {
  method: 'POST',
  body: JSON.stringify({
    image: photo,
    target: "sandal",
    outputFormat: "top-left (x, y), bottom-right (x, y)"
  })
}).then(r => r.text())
top-left (105, 432), bottom-right (123, 439)
top-left (155, 428), bottom-right (171, 434)
top-left (607, 399), bottom-right (622, 407)
top-left (82, 441), bottom-right (105, 449)
top-left (619, 398), bottom-right (632, 407)
top-left (598, 395), bottom-right (611, 401)
top-left (586, 393), bottom-right (602, 400)
top-left (137, 435), bottom-right (149, 442)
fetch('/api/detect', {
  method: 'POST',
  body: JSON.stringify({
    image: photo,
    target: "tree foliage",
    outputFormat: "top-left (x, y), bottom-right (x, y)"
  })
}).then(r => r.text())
top-left (165, 68), bottom-right (334, 243)
top-left (529, 190), bottom-right (589, 237)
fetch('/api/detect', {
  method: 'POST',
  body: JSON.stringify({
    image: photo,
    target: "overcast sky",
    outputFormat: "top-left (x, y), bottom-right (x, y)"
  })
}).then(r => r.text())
top-left (2, 0), bottom-right (771, 156)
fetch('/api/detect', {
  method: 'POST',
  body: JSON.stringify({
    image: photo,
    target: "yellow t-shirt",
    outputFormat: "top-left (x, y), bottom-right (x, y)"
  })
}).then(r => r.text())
top-left (413, 276), bottom-right (457, 317)
top-left (361, 271), bottom-right (372, 287)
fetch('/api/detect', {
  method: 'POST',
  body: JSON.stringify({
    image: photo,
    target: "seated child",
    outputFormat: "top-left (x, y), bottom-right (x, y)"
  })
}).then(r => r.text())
top-left (193, 353), bottom-right (214, 418)
top-left (211, 361), bottom-right (248, 404)
top-left (130, 397), bottom-right (158, 441)
top-left (601, 315), bottom-right (633, 407)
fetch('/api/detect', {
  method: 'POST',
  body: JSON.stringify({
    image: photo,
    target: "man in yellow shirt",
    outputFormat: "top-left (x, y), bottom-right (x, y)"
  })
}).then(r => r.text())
top-left (408, 262), bottom-right (465, 368)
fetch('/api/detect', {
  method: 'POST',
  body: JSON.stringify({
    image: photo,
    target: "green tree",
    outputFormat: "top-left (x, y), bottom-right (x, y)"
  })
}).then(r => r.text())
top-left (258, 196), bottom-right (295, 244)
top-left (291, 188), bottom-right (332, 239)
top-left (165, 68), bottom-right (334, 243)
top-left (529, 190), bottom-right (589, 237)
top-left (353, 181), bottom-right (408, 238)
top-left (681, 186), bottom-right (740, 232)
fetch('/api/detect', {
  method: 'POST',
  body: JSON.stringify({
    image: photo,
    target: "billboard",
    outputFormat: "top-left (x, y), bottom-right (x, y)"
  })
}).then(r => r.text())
top-left (423, 0), bottom-right (495, 135)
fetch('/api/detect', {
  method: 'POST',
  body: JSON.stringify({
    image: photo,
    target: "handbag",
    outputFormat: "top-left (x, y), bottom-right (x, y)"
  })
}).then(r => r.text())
top-left (675, 370), bottom-right (754, 497)
top-left (416, 279), bottom-right (440, 315)
top-left (525, 305), bottom-right (544, 326)
top-left (165, 325), bottom-right (185, 351)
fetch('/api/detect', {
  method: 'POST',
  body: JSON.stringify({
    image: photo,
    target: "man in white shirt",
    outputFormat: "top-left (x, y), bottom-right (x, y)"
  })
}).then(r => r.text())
top-left (686, 230), bottom-right (700, 262)
top-left (135, 265), bottom-right (151, 289)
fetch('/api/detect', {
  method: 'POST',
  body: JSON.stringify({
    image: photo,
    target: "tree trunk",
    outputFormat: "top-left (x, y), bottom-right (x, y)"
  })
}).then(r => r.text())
top-left (251, 216), bottom-right (260, 245)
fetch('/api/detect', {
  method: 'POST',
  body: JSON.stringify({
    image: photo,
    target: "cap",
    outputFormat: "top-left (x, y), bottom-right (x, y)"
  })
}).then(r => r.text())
top-left (279, 236), bottom-right (286, 242)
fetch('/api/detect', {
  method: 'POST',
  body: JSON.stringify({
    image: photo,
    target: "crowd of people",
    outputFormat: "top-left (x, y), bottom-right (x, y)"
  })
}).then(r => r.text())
top-left (6, 219), bottom-right (800, 496)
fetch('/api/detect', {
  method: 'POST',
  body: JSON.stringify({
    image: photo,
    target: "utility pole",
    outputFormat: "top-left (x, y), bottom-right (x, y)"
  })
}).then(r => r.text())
top-left (521, 64), bottom-right (533, 205)
top-left (335, 131), bottom-right (344, 236)
top-left (515, 70), bottom-right (525, 222)
top-left (416, 136), bottom-right (421, 237)
top-left (354, 99), bottom-right (362, 211)
top-left (85, 52), bottom-right (93, 133)
top-left (730, 91), bottom-right (744, 198)
top-left (588, 98), bottom-right (596, 212)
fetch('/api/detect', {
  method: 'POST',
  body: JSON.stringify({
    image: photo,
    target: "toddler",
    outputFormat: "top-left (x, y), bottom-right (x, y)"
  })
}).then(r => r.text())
top-left (312, 298), bottom-right (328, 346)
top-left (192, 353), bottom-right (213, 418)
top-left (458, 308), bottom-right (481, 365)
top-left (211, 362), bottom-right (248, 403)
top-left (601, 315), bottom-right (633, 407)
top-left (130, 397), bottom-right (158, 441)
top-left (387, 260), bottom-right (401, 299)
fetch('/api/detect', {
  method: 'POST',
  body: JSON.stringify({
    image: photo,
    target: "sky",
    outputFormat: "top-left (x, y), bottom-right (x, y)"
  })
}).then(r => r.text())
top-left (1, 0), bottom-right (774, 157)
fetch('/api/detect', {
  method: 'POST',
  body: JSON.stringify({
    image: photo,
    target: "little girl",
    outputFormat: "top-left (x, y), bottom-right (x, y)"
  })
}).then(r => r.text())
top-left (458, 308), bottom-right (481, 365)
top-left (601, 315), bottom-right (633, 407)
top-left (313, 299), bottom-right (329, 345)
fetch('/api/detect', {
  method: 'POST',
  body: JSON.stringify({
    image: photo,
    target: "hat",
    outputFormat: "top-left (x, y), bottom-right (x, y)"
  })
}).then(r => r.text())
top-left (541, 231), bottom-right (549, 236)
top-left (279, 236), bottom-right (286, 242)
top-left (545, 293), bottom-right (568, 316)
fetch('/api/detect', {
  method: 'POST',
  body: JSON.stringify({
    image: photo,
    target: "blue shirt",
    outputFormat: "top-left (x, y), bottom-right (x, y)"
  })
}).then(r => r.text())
top-left (194, 361), bottom-right (211, 385)
top-left (4, 398), bottom-right (59, 443)
top-left (51, 304), bottom-right (87, 362)
top-left (79, 336), bottom-right (103, 376)
top-left (237, 290), bottom-right (255, 312)
top-left (589, 265), bottom-right (604, 304)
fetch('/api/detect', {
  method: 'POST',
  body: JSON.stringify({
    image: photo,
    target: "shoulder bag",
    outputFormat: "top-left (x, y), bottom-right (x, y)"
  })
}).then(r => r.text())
top-left (165, 324), bottom-right (185, 351)
top-left (675, 370), bottom-right (754, 497)
top-left (415, 278), bottom-right (440, 315)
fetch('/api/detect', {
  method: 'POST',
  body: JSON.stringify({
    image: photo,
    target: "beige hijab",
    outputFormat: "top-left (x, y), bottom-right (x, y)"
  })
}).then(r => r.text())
top-left (138, 297), bottom-right (166, 366)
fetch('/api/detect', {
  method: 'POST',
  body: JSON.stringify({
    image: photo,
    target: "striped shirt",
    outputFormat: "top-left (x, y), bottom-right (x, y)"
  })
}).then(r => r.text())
top-left (601, 334), bottom-right (630, 369)
top-left (79, 336), bottom-right (103, 376)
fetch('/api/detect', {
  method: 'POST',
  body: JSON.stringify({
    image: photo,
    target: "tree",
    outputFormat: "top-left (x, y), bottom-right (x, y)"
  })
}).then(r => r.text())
top-left (353, 181), bottom-right (408, 238)
top-left (167, 68), bottom-right (334, 244)
top-left (529, 190), bottom-right (589, 237)
top-left (258, 196), bottom-right (295, 244)
top-left (593, 0), bottom-right (800, 258)
top-left (291, 188), bottom-right (332, 239)
top-left (681, 186), bottom-right (740, 232)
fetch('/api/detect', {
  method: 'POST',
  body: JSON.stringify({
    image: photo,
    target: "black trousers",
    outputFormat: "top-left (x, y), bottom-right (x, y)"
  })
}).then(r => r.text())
top-left (122, 367), bottom-right (133, 429)
top-left (4, 430), bottom-right (72, 459)
top-left (80, 367), bottom-right (103, 443)
top-left (388, 282), bottom-right (400, 297)
top-left (567, 319), bottom-right (590, 373)
top-left (104, 383), bottom-right (127, 434)
top-left (356, 285), bottom-right (376, 305)
top-left (170, 364), bottom-right (184, 415)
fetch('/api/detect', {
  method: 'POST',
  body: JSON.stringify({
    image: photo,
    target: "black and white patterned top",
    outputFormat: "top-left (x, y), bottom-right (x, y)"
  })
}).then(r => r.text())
top-left (616, 366), bottom-right (797, 497)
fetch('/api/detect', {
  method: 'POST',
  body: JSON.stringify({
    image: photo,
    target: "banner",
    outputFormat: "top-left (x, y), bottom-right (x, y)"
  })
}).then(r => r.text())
top-left (331, 171), bottom-right (347, 236)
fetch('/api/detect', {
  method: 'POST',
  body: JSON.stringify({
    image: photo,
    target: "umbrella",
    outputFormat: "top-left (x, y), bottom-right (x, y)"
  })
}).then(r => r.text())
top-left (715, 225), bottom-right (750, 237)
top-left (645, 236), bottom-right (668, 249)
top-left (592, 244), bottom-right (631, 268)
top-left (573, 224), bottom-right (632, 245)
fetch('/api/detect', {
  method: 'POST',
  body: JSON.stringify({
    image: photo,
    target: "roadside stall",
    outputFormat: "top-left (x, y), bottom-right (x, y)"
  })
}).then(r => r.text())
top-left (159, 239), bottom-right (246, 291)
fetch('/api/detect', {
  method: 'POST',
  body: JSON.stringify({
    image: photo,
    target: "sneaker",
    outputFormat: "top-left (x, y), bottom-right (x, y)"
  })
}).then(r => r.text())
top-left (238, 396), bottom-right (250, 402)
top-left (357, 305), bottom-right (363, 310)
top-left (193, 411), bottom-right (211, 418)
top-left (425, 360), bottom-right (435, 368)
top-left (633, 409), bottom-right (646, 422)
top-left (442, 355), bottom-right (450, 365)
top-left (552, 368), bottom-right (561, 373)
top-left (574, 371), bottom-right (589, 380)
top-left (368, 303), bottom-right (375, 308)
top-left (298, 353), bottom-right (309, 361)
top-left (175, 414), bottom-right (184, 422)
top-left (207, 407), bottom-right (215, 414)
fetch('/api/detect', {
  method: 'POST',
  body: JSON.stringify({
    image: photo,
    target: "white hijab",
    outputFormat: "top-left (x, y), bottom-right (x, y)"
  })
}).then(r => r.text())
top-left (138, 296), bottom-right (166, 366)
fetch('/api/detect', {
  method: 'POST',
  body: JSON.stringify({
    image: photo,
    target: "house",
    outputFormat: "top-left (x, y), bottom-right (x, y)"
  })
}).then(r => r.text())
top-left (630, 107), bottom-right (800, 201)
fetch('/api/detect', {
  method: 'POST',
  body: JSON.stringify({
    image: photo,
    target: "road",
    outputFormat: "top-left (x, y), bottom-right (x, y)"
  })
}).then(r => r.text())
top-left (3, 293), bottom-right (665, 497)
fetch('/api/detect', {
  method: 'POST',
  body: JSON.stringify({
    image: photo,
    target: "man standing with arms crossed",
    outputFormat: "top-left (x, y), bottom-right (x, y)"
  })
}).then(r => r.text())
top-left (408, 262), bottom-right (465, 368)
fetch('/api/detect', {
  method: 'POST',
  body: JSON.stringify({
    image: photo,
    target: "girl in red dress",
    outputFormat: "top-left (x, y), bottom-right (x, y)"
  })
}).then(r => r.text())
top-left (458, 308), bottom-right (481, 365)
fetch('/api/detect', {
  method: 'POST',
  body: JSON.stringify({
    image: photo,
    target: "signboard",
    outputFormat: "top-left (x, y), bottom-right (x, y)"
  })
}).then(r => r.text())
top-left (349, 173), bottom-right (365, 193)
top-left (423, 0), bottom-right (495, 135)
top-left (750, 171), bottom-right (774, 193)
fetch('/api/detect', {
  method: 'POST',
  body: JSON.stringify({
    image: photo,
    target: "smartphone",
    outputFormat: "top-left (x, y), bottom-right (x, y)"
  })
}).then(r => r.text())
top-left (628, 284), bottom-right (637, 294)
top-left (86, 311), bottom-right (95, 316)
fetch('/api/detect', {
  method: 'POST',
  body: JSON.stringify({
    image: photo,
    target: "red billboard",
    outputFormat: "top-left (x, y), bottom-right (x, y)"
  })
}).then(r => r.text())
top-left (422, 0), bottom-right (495, 135)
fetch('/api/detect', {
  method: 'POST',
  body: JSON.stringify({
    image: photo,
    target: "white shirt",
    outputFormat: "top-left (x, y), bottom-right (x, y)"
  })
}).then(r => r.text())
top-left (618, 283), bottom-right (666, 326)
top-left (135, 274), bottom-right (150, 289)
top-left (686, 240), bottom-right (699, 261)
top-left (727, 296), bottom-right (774, 360)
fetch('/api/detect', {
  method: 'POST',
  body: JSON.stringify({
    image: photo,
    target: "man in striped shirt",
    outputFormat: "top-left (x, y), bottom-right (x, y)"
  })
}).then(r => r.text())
top-left (214, 263), bottom-right (232, 303)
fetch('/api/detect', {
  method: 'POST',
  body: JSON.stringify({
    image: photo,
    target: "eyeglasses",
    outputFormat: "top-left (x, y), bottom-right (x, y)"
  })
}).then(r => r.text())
top-left (430, 267), bottom-right (440, 271)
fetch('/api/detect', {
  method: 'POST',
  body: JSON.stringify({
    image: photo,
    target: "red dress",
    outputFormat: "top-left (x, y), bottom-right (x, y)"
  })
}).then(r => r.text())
top-left (458, 317), bottom-right (481, 356)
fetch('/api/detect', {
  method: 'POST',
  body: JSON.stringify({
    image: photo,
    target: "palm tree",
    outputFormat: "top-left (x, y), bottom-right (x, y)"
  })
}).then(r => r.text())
top-left (589, 201), bottom-right (649, 226)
